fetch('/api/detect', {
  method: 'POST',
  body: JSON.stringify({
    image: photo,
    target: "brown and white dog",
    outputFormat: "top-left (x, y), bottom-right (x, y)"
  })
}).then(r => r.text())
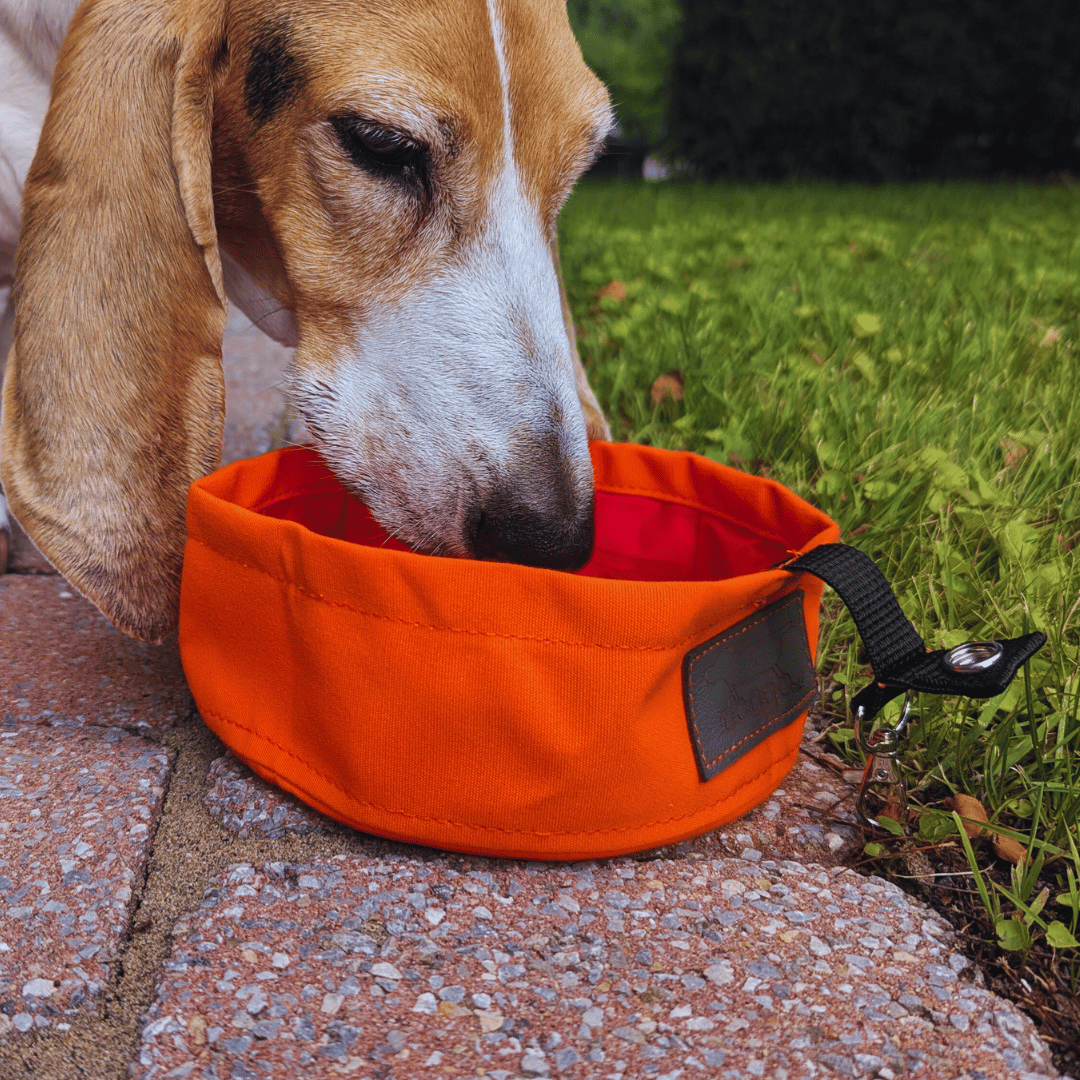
top-left (0, 0), bottom-right (613, 642)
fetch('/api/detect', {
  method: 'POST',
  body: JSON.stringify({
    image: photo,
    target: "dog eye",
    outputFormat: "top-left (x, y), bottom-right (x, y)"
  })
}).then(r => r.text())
top-left (330, 116), bottom-right (426, 180)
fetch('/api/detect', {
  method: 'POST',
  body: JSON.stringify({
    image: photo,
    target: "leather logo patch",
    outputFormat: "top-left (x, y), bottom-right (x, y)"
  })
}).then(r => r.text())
top-left (683, 591), bottom-right (817, 782)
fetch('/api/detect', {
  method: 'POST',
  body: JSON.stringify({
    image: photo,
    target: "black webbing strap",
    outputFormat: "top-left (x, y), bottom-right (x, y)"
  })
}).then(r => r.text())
top-left (785, 543), bottom-right (1046, 722)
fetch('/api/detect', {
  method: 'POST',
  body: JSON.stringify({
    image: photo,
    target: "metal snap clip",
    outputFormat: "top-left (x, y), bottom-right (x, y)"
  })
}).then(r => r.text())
top-left (853, 689), bottom-right (912, 830)
top-left (856, 750), bottom-right (908, 831)
top-left (944, 640), bottom-right (1003, 673)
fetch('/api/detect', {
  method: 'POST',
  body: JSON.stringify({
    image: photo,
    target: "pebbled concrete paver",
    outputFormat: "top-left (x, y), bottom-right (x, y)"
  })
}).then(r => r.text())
top-left (0, 576), bottom-right (192, 730)
top-left (131, 853), bottom-right (1060, 1080)
top-left (0, 724), bottom-right (172, 1038)
top-left (204, 755), bottom-right (336, 840)
top-left (712, 751), bottom-right (863, 865)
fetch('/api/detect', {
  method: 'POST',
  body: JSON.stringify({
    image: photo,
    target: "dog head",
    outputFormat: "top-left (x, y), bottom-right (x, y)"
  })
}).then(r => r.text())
top-left (1, 0), bottom-right (611, 641)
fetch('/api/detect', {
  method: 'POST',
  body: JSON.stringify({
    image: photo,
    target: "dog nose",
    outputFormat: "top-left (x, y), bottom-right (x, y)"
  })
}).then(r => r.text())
top-left (470, 495), bottom-right (594, 571)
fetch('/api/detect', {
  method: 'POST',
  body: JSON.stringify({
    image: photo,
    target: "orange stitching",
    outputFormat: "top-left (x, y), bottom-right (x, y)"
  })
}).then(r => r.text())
top-left (686, 592), bottom-right (815, 771)
top-left (186, 533), bottom-right (732, 653)
top-left (194, 485), bottom-right (824, 658)
top-left (245, 479), bottom-right (737, 522)
top-left (686, 593), bottom-right (800, 761)
top-left (200, 703), bottom-right (799, 839)
top-left (238, 479), bottom-right (729, 522)
top-left (701, 690), bottom-right (814, 772)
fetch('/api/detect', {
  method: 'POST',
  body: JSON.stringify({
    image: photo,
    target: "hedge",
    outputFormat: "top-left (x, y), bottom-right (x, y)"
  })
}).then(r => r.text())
top-left (669, 0), bottom-right (1080, 180)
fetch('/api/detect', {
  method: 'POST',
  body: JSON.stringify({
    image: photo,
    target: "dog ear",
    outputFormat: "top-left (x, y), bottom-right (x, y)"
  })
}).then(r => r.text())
top-left (1, 0), bottom-right (229, 643)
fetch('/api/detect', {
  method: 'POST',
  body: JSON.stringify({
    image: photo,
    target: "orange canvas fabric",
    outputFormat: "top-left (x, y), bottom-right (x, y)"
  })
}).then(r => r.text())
top-left (180, 442), bottom-right (840, 860)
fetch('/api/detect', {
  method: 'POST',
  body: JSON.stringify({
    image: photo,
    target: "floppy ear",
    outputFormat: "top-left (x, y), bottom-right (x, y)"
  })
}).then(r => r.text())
top-left (1, 0), bottom-right (229, 643)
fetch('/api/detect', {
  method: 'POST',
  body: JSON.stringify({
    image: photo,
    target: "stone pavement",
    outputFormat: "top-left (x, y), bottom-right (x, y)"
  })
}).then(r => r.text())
top-left (0, 313), bottom-right (1070, 1080)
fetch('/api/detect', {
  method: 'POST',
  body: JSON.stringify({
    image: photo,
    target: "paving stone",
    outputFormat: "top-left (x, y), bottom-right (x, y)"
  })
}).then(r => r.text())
top-left (714, 751), bottom-right (864, 864)
top-left (131, 854), bottom-right (1061, 1080)
top-left (0, 724), bottom-right (173, 1039)
top-left (220, 309), bottom-right (308, 467)
top-left (0, 576), bottom-right (192, 729)
top-left (204, 755), bottom-right (336, 839)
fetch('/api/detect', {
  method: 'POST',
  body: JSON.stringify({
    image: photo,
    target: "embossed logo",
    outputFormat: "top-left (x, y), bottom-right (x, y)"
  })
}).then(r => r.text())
top-left (683, 591), bottom-right (817, 782)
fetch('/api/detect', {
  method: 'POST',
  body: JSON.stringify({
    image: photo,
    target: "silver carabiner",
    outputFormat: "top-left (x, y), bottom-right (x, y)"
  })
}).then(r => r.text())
top-left (853, 689), bottom-right (912, 830)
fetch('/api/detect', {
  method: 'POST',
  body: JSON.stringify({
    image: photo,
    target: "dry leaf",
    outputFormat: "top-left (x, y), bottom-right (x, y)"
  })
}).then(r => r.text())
top-left (945, 794), bottom-right (1028, 865)
top-left (992, 834), bottom-right (1029, 865)
top-left (596, 279), bottom-right (626, 303)
top-left (651, 370), bottom-right (684, 406)
top-left (1000, 438), bottom-right (1028, 470)
top-left (945, 794), bottom-right (990, 838)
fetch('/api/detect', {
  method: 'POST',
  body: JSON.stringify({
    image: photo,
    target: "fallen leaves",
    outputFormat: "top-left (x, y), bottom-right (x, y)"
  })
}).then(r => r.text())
top-left (994, 834), bottom-right (1030, 866)
top-left (595, 278), bottom-right (626, 303)
top-left (1000, 437), bottom-right (1028, 470)
top-left (650, 369), bottom-right (684, 406)
top-left (944, 793), bottom-right (1028, 864)
top-left (1039, 324), bottom-right (1063, 348)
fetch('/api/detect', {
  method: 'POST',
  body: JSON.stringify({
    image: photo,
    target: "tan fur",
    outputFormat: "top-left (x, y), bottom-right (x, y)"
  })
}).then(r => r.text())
top-left (3, 0), bottom-right (229, 643)
top-left (1, 0), bottom-right (610, 642)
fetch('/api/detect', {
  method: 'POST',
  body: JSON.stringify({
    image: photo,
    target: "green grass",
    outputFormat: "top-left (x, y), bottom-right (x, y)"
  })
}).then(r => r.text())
top-left (559, 179), bottom-right (1080, 1012)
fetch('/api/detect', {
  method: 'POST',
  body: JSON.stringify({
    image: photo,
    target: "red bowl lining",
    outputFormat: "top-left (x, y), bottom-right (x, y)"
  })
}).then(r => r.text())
top-left (257, 487), bottom-right (788, 584)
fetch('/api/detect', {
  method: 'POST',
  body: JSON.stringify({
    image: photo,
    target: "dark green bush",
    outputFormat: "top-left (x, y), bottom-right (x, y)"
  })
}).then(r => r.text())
top-left (568, 0), bottom-right (682, 150)
top-left (669, 0), bottom-right (1080, 180)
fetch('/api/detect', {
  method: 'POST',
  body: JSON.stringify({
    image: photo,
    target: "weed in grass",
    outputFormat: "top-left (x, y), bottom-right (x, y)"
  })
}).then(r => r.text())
top-left (559, 178), bottom-right (1080, 1068)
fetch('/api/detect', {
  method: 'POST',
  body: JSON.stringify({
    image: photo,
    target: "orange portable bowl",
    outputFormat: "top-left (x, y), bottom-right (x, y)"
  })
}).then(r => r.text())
top-left (180, 441), bottom-right (839, 860)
